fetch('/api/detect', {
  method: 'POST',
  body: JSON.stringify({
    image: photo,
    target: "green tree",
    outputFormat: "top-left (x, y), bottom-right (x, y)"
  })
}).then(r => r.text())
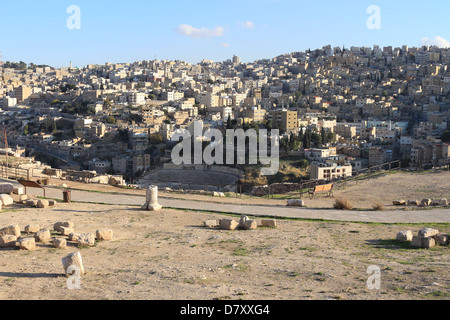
top-left (226, 117), bottom-right (232, 129)
top-left (442, 130), bottom-right (450, 143)
top-left (106, 116), bottom-right (117, 124)
top-left (303, 129), bottom-right (311, 149)
top-left (321, 127), bottom-right (328, 145)
top-left (149, 133), bottom-right (163, 145)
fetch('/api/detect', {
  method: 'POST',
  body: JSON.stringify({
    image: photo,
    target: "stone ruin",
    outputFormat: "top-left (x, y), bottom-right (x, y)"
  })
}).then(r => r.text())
top-left (204, 215), bottom-right (277, 231)
top-left (0, 221), bottom-right (114, 276)
top-left (396, 228), bottom-right (449, 249)
top-left (393, 198), bottom-right (448, 207)
top-left (141, 185), bottom-right (162, 211)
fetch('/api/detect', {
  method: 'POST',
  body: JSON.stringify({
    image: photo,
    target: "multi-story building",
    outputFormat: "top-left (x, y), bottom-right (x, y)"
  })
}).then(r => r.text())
top-left (368, 147), bottom-right (386, 166)
top-left (14, 86), bottom-right (31, 103)
top-left (242, 106), bottom-right (267, 123)
top-left (310, 162), bottom-right (352, 181)
top-left (161, 90), bottom-right (184, 102)
top-left (128, 92), bottom-right (146, 106)
top-left (267, 110), bottom-right (298, 132)
top-left (132, 154), bottom-right (151, 174)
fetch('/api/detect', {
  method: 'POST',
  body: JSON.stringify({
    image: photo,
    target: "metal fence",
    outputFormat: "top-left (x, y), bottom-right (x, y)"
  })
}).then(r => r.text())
top-left (0, 164), bottom-right (33, 181)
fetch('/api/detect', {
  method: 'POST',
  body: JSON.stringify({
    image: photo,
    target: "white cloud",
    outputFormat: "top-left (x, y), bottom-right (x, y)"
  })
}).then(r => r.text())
top-left (176, 24), bottom-right (225, 39)
top-left (239, 21), bottom-right (255, 29)
top-left (419, 36), bottom-right (450, 48)
top-left (220, 43), bottom-right (230, 47)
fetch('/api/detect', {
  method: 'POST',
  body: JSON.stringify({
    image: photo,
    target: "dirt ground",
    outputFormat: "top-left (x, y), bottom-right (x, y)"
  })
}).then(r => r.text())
top-left (0, 201), bottom-right (448, 300)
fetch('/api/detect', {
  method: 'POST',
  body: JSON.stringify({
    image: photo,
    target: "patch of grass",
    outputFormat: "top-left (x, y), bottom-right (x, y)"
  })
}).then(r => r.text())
top-left (313, 272), bottom-right (327, 281)
top-left (233, 247), bottom-right (250, 256)
top-left (287, 272), bottom-right (300, 277)
top-left (424, 291), bottom-right (450, 298)
top-left (284, 247), bottom-right (295, 254)
top-left (391, 286), bottom-right (409, 293)
top-left (298, 247), bottom-right (317, 252)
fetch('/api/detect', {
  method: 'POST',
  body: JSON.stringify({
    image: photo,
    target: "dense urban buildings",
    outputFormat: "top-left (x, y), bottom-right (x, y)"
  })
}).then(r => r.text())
top-left (0, 44), bottom-right (449, 182)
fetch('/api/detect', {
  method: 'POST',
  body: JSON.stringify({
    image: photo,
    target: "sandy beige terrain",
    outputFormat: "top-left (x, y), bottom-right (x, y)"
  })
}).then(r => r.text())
top-left (0, 200), bottom-right (448, 300)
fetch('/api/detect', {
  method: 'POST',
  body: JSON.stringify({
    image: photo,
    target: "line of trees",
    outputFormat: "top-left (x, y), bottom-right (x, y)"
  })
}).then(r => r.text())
top-left (281, 127), bottom-right (336, 153)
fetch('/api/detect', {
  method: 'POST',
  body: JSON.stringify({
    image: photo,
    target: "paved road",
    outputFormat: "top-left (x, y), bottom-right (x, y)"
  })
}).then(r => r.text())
top-left (21, 185), bottom-right (450, 224)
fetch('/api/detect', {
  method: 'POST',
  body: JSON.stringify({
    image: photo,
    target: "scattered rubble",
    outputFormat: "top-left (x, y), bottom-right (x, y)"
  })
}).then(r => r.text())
top-left (205, 216), bottom-right (278, 231)
top-left (0, 220), bottom-right (113, 251)
top-left (396, 227), bottom-right (449, 249)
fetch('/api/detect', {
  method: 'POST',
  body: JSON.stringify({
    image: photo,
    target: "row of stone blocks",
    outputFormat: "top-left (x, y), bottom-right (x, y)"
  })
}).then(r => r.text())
top-left (396, 228), bottom-right (449, 249)
top-left (0, 222), bottom-right (113, 250)
top-left (204, 215), bottom-right (277, 230)
top-left (393, 199), bottom-right (448, 207)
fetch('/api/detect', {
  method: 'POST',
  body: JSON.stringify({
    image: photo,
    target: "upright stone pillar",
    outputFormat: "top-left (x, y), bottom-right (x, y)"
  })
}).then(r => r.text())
top-left (143, 185), bottom-right (162, 211)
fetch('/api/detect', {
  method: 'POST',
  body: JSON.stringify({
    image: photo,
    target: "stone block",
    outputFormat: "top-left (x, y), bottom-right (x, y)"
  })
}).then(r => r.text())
top-left (435, 234), bottom-right (449, 246)
top-left (53, 238), bottom-right (67, 249)
top-left (418, 228), bottom-right (439, 238)
top-left (422, 237), bottom-right (436, 249)
top-left (35, 229), bottom-right (51, 243)
top-left (430, 199), bottom-right (441, 206)
top-left (0, 183), bottom-right (14, 194)
top-left (393, 200), bottom-right (406, 206)
top-left (0, 225), bottom-right (21, 238)
top-left (62, 251), bottom-right (85, 276)
top-left (287, 199), bottom-right (305, 207)
top-left (0, 194), bottom-right (14, 206)
top-left (396, 230), bottom-right (413, 242)
top-left (241, 219), bottom-right (257, 230)
top-left (37, 199), bottom-right (49, 208)
top-left (407, 200), bottom-right (419, 206)
top-left (96, 229), bottom-right (113, 241)
top-left (0, 235), bottom-right (17, 248)
top-left (26, 199), bottom-right (38, 207)
top-left (219, 219), bottom-right (239, 230)
top-left (25, 225), bottom-right (40, 234)
top-left (261, 219), bottom-right (277, 228)
top-left (421, 199), bottom-right (431, 206)
top-left (68, 233), bottom-right (81, 241)
top-left (204, 220), bottom-right (219, 228)
top-left (54, 221), bottom-right (74, 232)
top-left (19, 237), bottom-right (36, 251)
top-left (78, 233), bottom-right (96, 247)
top-left (411, 236), bottom-right (436, 249)
top-left (60, 226), bottom-right (74, 236)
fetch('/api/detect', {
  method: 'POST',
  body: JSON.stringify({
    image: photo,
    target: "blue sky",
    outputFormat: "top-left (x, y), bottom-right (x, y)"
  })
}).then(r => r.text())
top-left (0, 0), bottom-right (449, 68)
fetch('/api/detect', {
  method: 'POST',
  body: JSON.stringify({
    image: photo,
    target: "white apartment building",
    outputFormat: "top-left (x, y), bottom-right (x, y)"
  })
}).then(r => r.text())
top-left (162, 90), bottom-right (185, 102)
top-left (128, 92), bottom-right (146, 105)
top-left (310, 163), bottom-right (352, 181)
top-left (2, 96), bottom-right (17, 107)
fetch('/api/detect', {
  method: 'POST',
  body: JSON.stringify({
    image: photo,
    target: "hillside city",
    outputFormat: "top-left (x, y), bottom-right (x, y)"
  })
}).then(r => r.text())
top-left (1, 44), bottom-right (450, 186)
